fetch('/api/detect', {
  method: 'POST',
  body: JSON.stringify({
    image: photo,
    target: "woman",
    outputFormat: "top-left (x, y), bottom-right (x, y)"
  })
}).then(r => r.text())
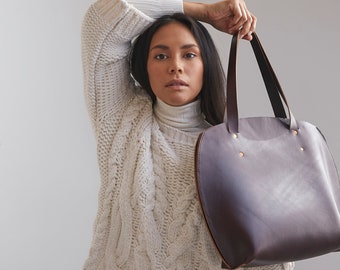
top-left (81, 0), bottom-right (294, 269)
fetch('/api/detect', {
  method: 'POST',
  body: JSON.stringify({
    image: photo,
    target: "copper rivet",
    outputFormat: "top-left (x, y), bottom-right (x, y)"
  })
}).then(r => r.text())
top-left (292, 130), bottom-right (298, 136)
top-left (239, 151), bottom-right (244, 157)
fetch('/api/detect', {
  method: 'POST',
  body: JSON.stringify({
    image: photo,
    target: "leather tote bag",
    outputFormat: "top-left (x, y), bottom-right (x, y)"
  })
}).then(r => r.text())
top-left (195, 32), bottom-right (340, 269)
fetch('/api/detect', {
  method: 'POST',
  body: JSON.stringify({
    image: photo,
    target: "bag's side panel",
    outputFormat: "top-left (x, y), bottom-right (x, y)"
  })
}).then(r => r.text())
top-left (195, 117), bottom-right (340, 268)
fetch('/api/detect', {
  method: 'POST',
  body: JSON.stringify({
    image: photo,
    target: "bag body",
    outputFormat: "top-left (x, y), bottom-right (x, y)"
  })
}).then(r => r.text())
top-left (195, 32), bottom-right (340, 269)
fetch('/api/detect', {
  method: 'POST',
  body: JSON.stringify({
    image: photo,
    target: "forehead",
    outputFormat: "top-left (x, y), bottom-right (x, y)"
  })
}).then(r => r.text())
top-left (150, 22), bottom-right (198, 47)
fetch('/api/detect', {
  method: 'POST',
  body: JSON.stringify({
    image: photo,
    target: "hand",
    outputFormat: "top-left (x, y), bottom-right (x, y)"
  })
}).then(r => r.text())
top-left (184, 0), bottom-right (256, 40)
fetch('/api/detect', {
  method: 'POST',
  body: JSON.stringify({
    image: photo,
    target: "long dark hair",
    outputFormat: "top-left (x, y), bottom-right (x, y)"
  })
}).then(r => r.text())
top-left (130, 13), bottom-right (226, 125)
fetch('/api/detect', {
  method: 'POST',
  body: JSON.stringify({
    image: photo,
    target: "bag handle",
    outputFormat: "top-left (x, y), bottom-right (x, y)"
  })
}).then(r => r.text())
top-left (225, 32), bottom-right (298, 133)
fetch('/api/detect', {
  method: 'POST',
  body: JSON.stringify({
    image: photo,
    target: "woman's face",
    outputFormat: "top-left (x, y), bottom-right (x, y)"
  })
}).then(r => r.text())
top-left (147, 22), bottom-right (204, 106)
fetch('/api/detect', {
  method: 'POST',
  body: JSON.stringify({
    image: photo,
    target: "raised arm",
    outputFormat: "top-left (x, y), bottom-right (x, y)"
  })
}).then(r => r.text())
top-left (81, 0), bottom-right (183, 131)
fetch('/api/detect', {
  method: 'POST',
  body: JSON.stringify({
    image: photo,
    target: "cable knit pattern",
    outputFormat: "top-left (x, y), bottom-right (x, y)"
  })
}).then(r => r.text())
top-left (81, 0), bottom-right (295, 269)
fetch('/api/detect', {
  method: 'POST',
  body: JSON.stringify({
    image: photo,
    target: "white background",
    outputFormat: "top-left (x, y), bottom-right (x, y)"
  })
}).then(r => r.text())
top-left (0, 0), bottom-right (339, 269)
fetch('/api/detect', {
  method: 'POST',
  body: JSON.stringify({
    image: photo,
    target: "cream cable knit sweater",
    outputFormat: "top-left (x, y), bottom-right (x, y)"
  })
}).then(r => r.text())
top-left (81, 0), bottom-right (294, 269)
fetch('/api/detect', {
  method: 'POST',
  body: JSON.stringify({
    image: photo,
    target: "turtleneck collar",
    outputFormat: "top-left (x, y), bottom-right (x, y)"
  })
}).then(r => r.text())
top-left (153, 98), bottom-right (210, 132)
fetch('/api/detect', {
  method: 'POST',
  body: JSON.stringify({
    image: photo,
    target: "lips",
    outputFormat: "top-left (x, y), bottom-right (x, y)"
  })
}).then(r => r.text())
top-left (165, 79), bottom-right (189, 88)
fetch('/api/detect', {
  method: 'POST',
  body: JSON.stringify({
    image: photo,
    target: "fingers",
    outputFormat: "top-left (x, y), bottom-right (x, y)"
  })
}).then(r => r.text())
top-left (230, 1), bottom-right (257, 40)
top-left (240, 11), bottom-right (256, 40)
top-left (242, 13), bottom-right (256, 40)
top-left (229, 2), bottom-right (246, 32)
top-left (203, 0), bottom-right (257, 38)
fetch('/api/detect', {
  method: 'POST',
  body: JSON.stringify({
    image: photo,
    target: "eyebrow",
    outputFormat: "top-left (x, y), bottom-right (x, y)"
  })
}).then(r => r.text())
top-left (150, 44), bottom-right (199, 51)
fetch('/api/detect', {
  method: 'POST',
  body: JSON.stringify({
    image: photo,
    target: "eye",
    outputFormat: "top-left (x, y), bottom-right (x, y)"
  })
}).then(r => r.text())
top-left (184, 52), bottom-right (197, 59)
top-left (155, 54), bottom-right (168, 60)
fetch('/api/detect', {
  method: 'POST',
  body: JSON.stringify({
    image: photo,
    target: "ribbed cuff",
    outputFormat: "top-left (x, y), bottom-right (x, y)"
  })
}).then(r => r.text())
top-left (128, 0), bottom-right (183, 18)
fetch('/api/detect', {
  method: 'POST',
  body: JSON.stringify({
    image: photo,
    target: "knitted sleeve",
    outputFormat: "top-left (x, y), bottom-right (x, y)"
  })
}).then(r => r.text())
top-left (81, 0), bottom-right (183, 132)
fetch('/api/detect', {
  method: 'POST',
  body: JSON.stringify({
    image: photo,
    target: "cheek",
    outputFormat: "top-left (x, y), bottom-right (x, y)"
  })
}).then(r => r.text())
top-left (191, 62), bottom-right (204, 88)
top-left (147, 61), bottom-right (159, 84)
top-left (147, 61), bottom-right (164, 98)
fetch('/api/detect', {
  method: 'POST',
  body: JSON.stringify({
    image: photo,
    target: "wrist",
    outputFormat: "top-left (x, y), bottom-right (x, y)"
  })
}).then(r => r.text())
top-left (183, 2), bottom-right (208, 22)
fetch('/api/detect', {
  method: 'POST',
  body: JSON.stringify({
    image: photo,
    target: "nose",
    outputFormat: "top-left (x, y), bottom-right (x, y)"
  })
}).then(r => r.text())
top-left (168, 59), bottom-right (183, 74)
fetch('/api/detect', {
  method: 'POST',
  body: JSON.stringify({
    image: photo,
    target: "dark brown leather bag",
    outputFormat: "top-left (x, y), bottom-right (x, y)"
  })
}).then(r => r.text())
top-left (195, 32), bottom-right (340, 269)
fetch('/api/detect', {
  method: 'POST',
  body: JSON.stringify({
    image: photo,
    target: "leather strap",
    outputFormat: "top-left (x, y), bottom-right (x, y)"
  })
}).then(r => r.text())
top-left (225, 32), bottom-right (298, 133)
top-left (250, 33), bottom-right (287, 118)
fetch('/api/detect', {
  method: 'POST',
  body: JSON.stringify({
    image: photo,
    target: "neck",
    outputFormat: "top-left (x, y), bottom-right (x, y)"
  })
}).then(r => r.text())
top-left (153, 98), bottom-right (209, 132)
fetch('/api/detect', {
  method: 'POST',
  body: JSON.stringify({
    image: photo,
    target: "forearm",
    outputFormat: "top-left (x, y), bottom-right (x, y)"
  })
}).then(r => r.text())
top-left (183, 2), bottom-right (209, 22)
